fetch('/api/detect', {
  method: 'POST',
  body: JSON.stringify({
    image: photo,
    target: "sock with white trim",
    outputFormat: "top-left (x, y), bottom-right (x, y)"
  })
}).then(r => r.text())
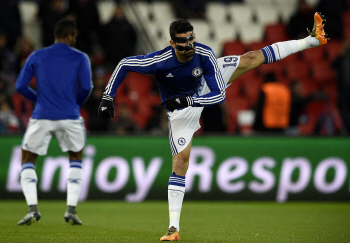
top-left (261, 36), bottom-right (320, 63)
top-left (168, 173), bottom-right (185, 232)
top-left (67, 160), bottom-right (83, 207)
top-left (20, 162), bottom-right (38, 207)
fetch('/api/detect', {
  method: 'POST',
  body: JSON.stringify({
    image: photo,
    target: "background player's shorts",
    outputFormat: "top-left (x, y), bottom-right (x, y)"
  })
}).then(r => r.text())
top-left (167, 55), bottom-right (241, 156)
top-left (21, 117), bottom-right (86, 155)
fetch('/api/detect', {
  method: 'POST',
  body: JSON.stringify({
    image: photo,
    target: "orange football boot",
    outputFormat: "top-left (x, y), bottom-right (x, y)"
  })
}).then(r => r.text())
top-left (307, 12), bottom-right (329, 46)
top-left (160, 226), bottom-right (180, 241)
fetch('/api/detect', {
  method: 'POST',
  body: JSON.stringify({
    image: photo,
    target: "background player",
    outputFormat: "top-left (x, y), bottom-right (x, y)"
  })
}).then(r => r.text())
top-left (98, 12), bottom-right (327, 241)
top-left (16, 19), bottom-right (93, 226)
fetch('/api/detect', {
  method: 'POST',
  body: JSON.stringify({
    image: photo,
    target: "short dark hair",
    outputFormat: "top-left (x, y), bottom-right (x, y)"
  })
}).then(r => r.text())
top-left (169, 20), bottom-right (194, 40)
top-left (54, 19), bottom-right (76, 39)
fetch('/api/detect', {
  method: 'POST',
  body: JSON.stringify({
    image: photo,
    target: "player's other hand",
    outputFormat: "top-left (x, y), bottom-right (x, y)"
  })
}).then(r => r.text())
top-left (161, 96), bottom-right (193, 112)
top-left (98, 99), bottom-right (115, 118)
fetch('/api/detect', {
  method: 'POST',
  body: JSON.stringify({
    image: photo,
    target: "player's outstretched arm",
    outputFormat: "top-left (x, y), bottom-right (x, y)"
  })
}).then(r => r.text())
top-left (227, 12), bottom-right (328, 86)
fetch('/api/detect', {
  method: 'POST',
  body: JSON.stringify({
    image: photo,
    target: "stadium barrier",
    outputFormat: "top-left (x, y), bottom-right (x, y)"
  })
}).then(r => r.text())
top-left (1, 136), bottom-right (349, 202)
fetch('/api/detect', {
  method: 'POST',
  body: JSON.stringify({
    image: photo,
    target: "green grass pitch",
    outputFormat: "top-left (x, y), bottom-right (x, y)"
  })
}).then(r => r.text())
top-left (0, 201), bottom-right (349, 242)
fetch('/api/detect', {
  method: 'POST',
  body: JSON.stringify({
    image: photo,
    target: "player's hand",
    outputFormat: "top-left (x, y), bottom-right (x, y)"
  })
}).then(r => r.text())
top-left (161, 96), bottom-right (193, 112)
top-left (98, 99), bottom-right (115, 118)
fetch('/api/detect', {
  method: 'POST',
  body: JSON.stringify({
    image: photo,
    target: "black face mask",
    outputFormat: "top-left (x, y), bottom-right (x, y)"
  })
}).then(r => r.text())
top-left (173, 32), bottom-right (196, 52)
top-left (176, 42), bottom-right (196, 52)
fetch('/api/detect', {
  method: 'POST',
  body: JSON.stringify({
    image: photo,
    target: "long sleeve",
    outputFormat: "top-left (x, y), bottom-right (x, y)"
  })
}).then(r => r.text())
top-left (103, 51), bottom-right (168, 101)
top-left (16, 53), bottom-right (37, 103)
top-left (192, 46), bottom-right (226, 107)
top-left (77, 54), bottom-right (93, 107)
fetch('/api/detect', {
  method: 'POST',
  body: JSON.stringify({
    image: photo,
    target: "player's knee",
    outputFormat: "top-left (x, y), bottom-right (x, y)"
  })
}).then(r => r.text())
top-left (21, 149), bottom-right (38, 163)
top-left (68, 150), bottom-right (83, 161)
top-left (241, 50), bottom-right (263, 69)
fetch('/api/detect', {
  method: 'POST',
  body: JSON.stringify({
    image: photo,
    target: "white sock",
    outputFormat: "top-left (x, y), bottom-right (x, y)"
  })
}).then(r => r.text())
top-left (20, 162), bottom-right (38, 206)
top-left (261, 36), bottom-right (320, 63)
top-left (67, 160), bottom-right (83, 207)
top-left (168, 174), bottom-right (185, 232)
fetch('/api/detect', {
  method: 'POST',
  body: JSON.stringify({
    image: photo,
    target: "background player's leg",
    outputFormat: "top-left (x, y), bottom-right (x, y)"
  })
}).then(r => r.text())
top-left (65, 150), bottom-right (83, 225)
top-left (18, 150), bottom-right (41, 225)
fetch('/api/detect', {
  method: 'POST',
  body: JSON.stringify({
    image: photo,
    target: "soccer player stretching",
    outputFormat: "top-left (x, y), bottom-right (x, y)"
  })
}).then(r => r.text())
top-left (16, 19), bottom-right (93, 226)
top-left (98, 13), bottom-right (327, 241)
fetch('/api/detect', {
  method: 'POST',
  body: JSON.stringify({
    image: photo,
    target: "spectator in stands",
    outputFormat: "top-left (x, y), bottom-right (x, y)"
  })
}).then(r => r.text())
top-left (201, 104), bottom-right (226, 134)
top-left (253, 73), bottom-right (292, 134)
top-left (67, 0), bottom-right (101, 55)
top-left (171, 0), bottom-right (206, 19)
top-left (316, 0), bottom-right (348, 39)
top-left (0, 79), bottom-right (13, 106)
top-left (100, 5), bottom-right (137, 72)
top-left (332, 40), bottom-right (350, 134)
top-left (313, 103), bottom-right (343, 135)
top-left (84, 69), bottom-right (110, 132)
top-left (0, 31), bottom-right (18, 74)
top-left (38, 0), bottom-right (68, 47)
top-left (0, 0), bottom-right (21, 49)
top-left (0, 93), bottom-right (19, 132)
top-left (286, 80), bottom-right (327, 135)
top-left (111, 103), bottom-right (139, 135)
top-left (287, 0), bottom-right (315, 39)
top-left (15, 36), bottom-right (35, 70)
top-left (145, 106), bottom-right (169, 135)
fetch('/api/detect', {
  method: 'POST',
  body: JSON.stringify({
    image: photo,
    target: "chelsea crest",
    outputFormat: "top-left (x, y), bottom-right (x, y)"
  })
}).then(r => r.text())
top-left (192, 67), bottom-right (202, 77)
top-left (178, 137), bottom-right (186, 146)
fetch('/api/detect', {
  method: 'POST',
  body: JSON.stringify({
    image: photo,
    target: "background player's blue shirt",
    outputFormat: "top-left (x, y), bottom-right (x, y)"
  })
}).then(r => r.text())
top-left (16, 43), bottom-right (93, 120)
top-left (103, 42), bottom-right (226, 107)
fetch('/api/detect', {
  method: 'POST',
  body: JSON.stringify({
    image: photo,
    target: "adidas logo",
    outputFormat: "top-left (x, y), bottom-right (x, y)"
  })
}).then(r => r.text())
top-left (101, 107), bottom-right (107, 111)
top-left (175, 98), bottom-right (180, 104)
top-left (166, 73), bottom-right (174, 78)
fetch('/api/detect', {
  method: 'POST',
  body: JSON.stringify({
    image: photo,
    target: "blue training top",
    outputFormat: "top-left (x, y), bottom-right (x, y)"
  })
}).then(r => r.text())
top-left (103, 42), bottom-right (226, 107)
top-left (16, 43), bottom-right (93, 120)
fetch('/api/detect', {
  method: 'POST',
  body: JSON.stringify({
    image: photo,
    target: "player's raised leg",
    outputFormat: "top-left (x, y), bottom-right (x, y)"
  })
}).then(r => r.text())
top-left (64, 150), bottom-right (83, 225)
top-left (18, 150), bottom-right (41, 225)
top-left (227, 12), bottom-right (328, 85)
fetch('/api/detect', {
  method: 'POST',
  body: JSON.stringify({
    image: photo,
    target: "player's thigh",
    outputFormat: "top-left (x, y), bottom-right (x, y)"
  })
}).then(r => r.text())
top-left (55, 117), bottom-right (86, 153)
top-left (168, 107), bottom-right (203, 156)
top-left (21, 118), bottom-right (54, 156)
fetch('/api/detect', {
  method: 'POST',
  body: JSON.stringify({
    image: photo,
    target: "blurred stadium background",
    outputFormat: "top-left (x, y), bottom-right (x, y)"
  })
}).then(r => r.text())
top-left (1, 0), bottom-right (350, 201)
